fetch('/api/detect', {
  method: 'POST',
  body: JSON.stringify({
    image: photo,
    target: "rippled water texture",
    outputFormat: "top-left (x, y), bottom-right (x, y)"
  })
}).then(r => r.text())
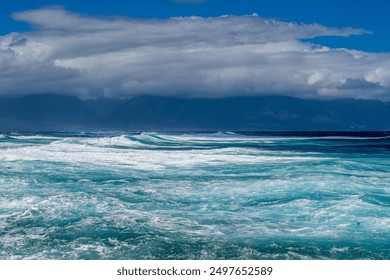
top-left (1, 132), bottom-right (389, 259)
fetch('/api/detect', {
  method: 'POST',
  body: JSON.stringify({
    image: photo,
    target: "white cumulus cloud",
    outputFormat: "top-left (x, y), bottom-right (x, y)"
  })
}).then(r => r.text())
top-left (0, 7), bottom-right (389, 100)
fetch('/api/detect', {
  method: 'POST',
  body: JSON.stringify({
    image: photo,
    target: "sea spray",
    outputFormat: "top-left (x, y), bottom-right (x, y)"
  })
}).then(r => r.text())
top-left (0, 132), bottom-right (389, 259)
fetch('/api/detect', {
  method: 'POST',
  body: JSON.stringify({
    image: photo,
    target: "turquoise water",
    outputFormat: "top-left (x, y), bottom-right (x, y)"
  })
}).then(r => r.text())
top-left (0, 132), bottom-right (389, 259)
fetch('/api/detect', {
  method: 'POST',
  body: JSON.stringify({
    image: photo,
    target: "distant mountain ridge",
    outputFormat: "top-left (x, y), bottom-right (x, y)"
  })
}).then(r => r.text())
top-left (0, 94), bottom-right (389, 131)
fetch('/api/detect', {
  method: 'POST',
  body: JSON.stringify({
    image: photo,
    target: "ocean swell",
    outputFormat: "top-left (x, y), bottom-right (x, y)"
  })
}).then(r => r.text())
top-left (0, 132), bottom-right (389, 259)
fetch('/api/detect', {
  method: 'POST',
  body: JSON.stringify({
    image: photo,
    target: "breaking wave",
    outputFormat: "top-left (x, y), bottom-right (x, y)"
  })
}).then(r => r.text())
top-left (0, 132), bottom-right (389, 259)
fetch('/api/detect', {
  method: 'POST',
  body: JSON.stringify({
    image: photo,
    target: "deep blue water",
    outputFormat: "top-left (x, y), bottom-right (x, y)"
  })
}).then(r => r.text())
top-left (0, 132), bottom-right (389, 259)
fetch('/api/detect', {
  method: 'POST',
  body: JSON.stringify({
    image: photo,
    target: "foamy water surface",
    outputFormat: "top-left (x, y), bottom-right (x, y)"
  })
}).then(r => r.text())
top-left (0, 132), bottom-right (389, 259)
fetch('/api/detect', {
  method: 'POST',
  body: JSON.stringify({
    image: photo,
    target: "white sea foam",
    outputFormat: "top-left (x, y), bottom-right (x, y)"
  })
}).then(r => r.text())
top-left (1, 133), bottom-right (389, 260)
top-left (0, 139), bottom-right (325, 171)
top-left (11, 135), bottom-right (59, 140)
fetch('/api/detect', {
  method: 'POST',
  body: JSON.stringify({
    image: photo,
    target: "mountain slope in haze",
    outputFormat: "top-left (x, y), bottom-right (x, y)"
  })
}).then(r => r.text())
top-left (0, 94), bottom-right (389, 131)
top-left (0, 94), bottom-right (94, 131)
top-left (108, 95), bottom-right (390, 131)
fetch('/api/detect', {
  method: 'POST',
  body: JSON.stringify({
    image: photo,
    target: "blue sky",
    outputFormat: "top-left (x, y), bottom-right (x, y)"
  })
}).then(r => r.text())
top-left (1, 0), bottom-right (390, 100)
top-left (1, 0), bottom-right (389, 52)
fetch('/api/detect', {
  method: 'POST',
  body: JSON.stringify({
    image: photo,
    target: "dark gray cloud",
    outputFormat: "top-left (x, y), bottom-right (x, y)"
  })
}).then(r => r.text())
top-left (339, 78), bottom-right (384, 90)
top-left (0, 7), bottom-right (389, 100)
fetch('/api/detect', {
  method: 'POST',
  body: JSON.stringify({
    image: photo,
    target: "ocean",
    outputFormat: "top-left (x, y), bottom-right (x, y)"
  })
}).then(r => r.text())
top-left (0, 132), bottom-right (389, 260)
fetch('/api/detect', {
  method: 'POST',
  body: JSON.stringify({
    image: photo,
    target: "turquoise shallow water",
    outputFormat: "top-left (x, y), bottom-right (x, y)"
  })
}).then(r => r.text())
top-left (0, 132), bottom-right (389, 259)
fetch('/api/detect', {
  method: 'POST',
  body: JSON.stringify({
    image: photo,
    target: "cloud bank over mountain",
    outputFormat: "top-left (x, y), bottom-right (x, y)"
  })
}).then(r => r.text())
top-left (1, 7), bottom-right (389, 100)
